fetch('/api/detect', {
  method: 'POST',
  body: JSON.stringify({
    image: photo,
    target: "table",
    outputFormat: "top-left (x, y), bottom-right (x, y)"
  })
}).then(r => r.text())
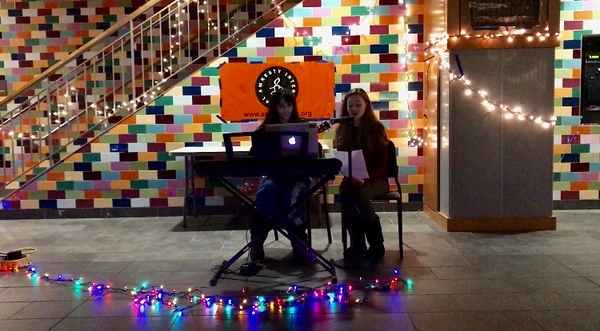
top-left (169, 144), bottom-right (330, 227)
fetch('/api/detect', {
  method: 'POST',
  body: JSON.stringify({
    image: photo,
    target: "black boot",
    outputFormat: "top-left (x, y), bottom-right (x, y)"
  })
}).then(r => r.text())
top-left (249, 213), bottom-right (268, 262)
top-left (364, 215), bottom-right (385, 262)
top-left (345, 216), bottom-right (367, 259)
top-left (290, 225), bottom-right (310, 265)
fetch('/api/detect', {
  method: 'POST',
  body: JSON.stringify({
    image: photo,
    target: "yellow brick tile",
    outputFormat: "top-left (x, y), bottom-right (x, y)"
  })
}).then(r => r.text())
top-left (580, 190), bottom-right (598, 200)
top-left (169, 197), bottom-right (185, 207)
top-left (553, 144), bottom-right (571, 154)
top-left (20, 200), bottom-right (40, 209)
top-left (94, 199), bottom-right (113, 208)
top-left (553, 162), bottom-right (570, 172)
top-left (64, 172), bottom-right (83, 181)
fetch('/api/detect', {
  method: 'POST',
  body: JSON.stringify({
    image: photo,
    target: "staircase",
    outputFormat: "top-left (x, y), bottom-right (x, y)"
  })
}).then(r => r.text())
top-left (0, 0), bottom-right (296, 201)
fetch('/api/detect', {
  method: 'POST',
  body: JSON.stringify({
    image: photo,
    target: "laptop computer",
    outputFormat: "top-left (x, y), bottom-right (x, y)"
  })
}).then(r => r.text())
top-left (223, 131), bottom-right (309, 161)
top-left (265, 122), bottom-right (319, 158)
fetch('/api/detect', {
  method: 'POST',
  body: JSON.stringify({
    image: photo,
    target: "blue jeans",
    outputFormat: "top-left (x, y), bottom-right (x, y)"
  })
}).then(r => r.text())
top-left (254, 176), bottom-right (311, 229)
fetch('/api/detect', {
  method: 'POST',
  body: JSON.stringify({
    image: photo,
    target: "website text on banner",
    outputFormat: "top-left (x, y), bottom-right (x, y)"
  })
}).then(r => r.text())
top-left (219, 62), bottom-right (336, 122)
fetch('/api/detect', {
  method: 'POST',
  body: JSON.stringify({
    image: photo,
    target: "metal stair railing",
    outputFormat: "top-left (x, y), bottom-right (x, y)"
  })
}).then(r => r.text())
top-left (0, 0), bottom-right (294, 199)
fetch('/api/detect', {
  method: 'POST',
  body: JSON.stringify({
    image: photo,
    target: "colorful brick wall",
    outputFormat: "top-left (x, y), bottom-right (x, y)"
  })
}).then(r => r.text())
top-left (554, 0), bottom-right (600, 206)
top-left (0, 0), bottom-right (158, 94)
top-left (3, 0), bottom-right (427, 212)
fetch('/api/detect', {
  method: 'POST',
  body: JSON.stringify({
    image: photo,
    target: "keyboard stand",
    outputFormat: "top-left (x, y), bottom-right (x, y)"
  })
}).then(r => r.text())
top-left (193, 158), bottom-right (341, 286)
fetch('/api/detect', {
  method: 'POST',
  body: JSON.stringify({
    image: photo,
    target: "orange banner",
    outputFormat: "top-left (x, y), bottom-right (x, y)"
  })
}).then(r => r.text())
top-left (219, 62), bottom-right (335, 122)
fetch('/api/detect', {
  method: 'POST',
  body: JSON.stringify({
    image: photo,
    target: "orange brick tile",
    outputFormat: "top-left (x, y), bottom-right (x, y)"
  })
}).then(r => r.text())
top-left (75, 30), bottom-right (89, 38)
top-left (111, 180), bottom-right (130, 190)
top-left (17, 31), bottom-right (31, 39)
top-left (379, 15), bottom-right (399, 25)
top-left (341, 55), bottom-right (360, 64)
top-left (121, 116), bottom-right (137, 124)
top-left (137, 152), bottom-right (156, 162)
top-left (266, 57), bottom-right (285, 63)
top-left (576, 126), bottom-right (590, 134)
top-left (120, 171), bottom-right (139, 180)
top-left (193, 114), bottom-right (212, 123)
top-left (37, 181), bottom-right (56, 190)
top-left (10, 39), bottom-right (25, 46)
top-left (156, 133), bottom-right (175, 143)
top-left (574, 11), bottom-right (593, 20)
top-left (85, 190), bottom-right (103, 199)
top-left (380, 73), bottom-right (399, 83)
top-left (341, 0), bottom-right (360, 5)
top-left (30, 16), bottom-right (45, 24)
top-left (158, 188), bottom-right (172, 198)
top-left (571, 182), bottom-right (588, 191)
top-left (386, 130), bottom-right (399, 138)
top-left (46, 172), bottom-right (65, 181)
top-left (303, 17), bottom-right (322, 27)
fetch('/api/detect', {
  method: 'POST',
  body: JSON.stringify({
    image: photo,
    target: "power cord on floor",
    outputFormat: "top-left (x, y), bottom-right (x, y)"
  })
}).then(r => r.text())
top-left (0, 247), bottom-right (37, 271)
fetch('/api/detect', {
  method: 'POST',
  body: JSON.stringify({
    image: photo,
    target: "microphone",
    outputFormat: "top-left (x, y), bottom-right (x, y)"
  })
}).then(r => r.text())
top-left (329, 116), bottom-right (355, 124)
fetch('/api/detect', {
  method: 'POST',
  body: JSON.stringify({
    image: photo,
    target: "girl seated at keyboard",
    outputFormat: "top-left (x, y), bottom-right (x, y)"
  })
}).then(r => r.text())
top-left (250, 89), bottom-right (312, 265)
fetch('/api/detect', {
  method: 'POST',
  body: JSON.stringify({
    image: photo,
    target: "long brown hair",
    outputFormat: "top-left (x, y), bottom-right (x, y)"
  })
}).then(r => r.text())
top-left (334, 88), bottom-right (387, 151)
top-left (257, 89), bottom-right (303, 131)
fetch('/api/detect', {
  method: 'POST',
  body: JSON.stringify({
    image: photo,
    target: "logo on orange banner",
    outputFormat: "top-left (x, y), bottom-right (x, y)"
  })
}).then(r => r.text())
top-left (219, 62), bottom-right (335, 122)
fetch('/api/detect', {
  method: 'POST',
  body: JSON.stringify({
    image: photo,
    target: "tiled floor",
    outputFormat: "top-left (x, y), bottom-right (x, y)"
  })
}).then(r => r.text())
top-left (1, 210), bottom-right (600, 330)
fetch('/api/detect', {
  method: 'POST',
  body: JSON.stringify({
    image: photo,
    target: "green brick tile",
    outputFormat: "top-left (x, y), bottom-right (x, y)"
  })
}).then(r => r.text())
top-left (56, 181), bottom-right (75, 191)
top-left (350, 6), bottom-right (370, 16)
top-left (102, 190), bottom-right (122, 199)
top-left (131, 180), bottom-right (150, 189)
top-left (130, 163), bottom-right (148, 171)
top-left (29, 191), bottom-right (48, 199)
top-left (380, 34), bottom-right (399, 44)
top-left (571, 144), bottom-right (590, 154)
top-left (200, 67), bottom-right (219, 77)
top-left (139, 189), bottom-right (159, 198)
top-left (128, 125), bottom-right (147, 134)
top-left (351, 64), bottom-right (371, 74)
top-left (65, 191), bottom-right (85, 199)
top-left (154, 96), bottom-right (173, 106)
top-left (275, 47), bottom-right (295, 56)
top-left (92, 162), bottom-right (111, 171)
top-left (157, 152), bottom-right (173, 161)
top-left (98, 135), bottom-right (119, 143)
top-left (552, 182), bottom-right (570, 190)
top-left (82, 153), bottom-right (101, 162)
top-left (201, 105), bottom-right (221, 114)
top-left (174, 133), bottom-right (195, 142)
top-left (167, 161), bottom-right (185, 171)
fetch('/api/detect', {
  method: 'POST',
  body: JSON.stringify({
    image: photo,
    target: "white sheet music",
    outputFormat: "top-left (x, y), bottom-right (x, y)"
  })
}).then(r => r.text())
top-left (333, 149), bottom-right (369, 179)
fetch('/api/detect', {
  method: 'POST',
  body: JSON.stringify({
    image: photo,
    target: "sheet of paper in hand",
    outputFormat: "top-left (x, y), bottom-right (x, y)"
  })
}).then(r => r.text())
top-left (333, 149), bottom-right (369, 179)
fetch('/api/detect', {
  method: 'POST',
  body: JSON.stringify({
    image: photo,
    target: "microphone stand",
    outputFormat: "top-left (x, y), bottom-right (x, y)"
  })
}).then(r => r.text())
top-left (332, 118), bottom-right (369, 269)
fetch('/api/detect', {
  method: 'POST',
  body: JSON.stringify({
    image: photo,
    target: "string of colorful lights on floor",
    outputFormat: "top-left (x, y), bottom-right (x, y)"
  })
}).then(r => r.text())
top-left (5, 265), bottom-right (413, 317)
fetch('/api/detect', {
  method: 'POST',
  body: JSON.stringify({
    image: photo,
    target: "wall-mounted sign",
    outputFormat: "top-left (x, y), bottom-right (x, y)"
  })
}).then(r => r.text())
top-left (219, 62), bottom-right (335, 122)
